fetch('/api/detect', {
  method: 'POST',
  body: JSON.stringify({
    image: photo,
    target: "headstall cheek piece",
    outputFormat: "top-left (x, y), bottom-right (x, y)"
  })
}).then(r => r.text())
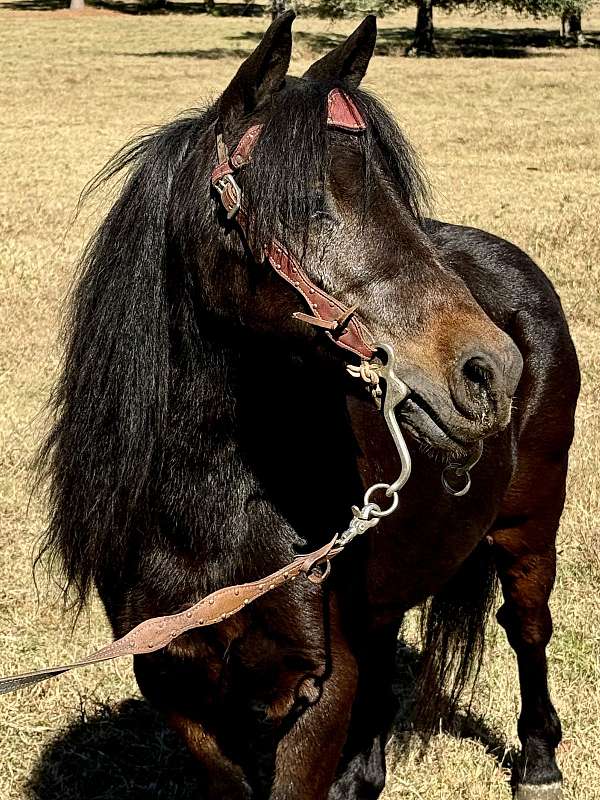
top-left (211, 90), bottom-right (375, 361)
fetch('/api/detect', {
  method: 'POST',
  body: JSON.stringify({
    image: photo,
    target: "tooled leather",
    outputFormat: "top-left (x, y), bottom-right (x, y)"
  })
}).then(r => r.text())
top-left (264, 240), bottom-right (375, 358)
top-left (292, 312), bottom-right (338, 331)
top-left (229, 123), bottom-right (263, 167)
top-left (234, 207), bottom-right (374, 358)
top-left (211, 161), bottom-right (233, 184)
top-left (211, 124), bottom-right (264, 185)
top-left (0, 537), bottom-right (342, 695)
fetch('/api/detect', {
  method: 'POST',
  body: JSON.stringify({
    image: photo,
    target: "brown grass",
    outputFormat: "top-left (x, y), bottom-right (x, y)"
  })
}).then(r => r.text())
top-left (0, 4), bottom-right (599, 798)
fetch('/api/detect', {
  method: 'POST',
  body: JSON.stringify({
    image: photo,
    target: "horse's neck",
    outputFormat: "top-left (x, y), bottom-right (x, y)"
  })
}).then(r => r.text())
top-left (167, 332), bottom-right (362, 551)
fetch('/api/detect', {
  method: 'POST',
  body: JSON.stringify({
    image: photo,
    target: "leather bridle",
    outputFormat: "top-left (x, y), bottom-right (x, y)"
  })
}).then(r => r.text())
top-left (211, 88), bottom-right (376, 360)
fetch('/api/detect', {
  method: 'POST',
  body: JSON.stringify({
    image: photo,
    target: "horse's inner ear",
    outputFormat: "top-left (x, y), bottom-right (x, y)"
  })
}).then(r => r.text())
top-left (303, 15), bottom-right (377, 89)
top-left (218, 10), bottom-right (295, 127)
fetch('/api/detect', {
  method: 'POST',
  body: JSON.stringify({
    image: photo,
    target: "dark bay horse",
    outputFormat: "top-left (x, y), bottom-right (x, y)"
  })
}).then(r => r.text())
top-left (39, 12), bottom-right (579, 800)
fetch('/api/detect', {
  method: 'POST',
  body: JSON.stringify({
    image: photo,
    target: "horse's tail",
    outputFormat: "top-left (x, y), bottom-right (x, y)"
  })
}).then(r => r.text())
top-left (37, 116), bottom-right (200, 610)
top-left (412, 538), bottom-right (498, 741)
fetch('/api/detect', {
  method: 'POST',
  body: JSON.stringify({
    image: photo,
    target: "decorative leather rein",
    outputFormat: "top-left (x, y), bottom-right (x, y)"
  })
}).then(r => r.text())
top-left (0, 537), bottom-right (344, 695)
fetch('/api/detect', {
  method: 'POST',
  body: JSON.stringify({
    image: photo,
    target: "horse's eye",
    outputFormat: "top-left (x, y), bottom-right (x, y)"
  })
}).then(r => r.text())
top-left (311, 209), bottom-right (338, 227)
top-left (311, 193), bottom-right (338, 226)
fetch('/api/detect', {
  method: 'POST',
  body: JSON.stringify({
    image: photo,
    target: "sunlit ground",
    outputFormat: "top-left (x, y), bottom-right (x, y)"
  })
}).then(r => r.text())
top-left (0, 4), bottom-right (598, 798)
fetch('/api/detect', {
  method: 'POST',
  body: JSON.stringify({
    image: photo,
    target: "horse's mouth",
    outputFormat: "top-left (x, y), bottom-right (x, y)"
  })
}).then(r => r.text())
top-left (399, 396), bottom-right (475, 458)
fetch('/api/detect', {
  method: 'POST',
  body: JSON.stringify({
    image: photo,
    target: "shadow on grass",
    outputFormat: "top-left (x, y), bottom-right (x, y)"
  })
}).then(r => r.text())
top-left (126, 46), bottom-right (253, 58)
top-left (297, 26), bottom-right (599, 57)
top-left (26, 641), bottom-right (514, 799)
top-left (0, 0), bottom-right (265, 14)
top-left (0, 0), bottom-right (66, 8)
top-left (26, 698), bottom-right (203, 800)
top-left (122, 24), bottom-right (600, 60)
top-left (232, 25), bottom-right (600, 57)
top-left (391, 639), bottom-right (516, 772)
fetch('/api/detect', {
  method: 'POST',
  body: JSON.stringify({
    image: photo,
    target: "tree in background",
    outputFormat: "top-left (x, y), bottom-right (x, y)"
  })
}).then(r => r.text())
top-left (272, 0), bottom-right (289, 17)
top-left (315, 0), bottom-right (593, 54)
top-left (457, 0), bottom-right (592, 48)
top-left (407, 0), bottom-right (435, 54)
top-left (560, 2), bottom-right (587, 45)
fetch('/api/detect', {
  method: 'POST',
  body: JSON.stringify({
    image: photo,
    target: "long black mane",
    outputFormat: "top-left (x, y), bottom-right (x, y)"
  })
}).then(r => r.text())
top-left (38, 80), bottom-right (429, 611)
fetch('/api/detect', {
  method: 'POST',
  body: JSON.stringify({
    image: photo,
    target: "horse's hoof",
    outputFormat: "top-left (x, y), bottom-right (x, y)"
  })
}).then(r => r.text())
top-left (514, 783), bottom-right (563, 800)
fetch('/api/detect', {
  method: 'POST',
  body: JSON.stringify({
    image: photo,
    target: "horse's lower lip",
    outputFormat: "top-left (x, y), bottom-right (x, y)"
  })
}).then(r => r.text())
top-left (399, 396), bottom-right (472, 456)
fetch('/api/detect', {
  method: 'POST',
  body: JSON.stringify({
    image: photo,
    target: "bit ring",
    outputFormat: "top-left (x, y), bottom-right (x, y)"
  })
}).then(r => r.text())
top-left (441, 466), bottom-right (472, 497)
top-left (363, 483), bottom-right (400, 518)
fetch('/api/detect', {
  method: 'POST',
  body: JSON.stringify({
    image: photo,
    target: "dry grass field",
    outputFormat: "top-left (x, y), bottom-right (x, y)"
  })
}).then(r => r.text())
top-left (0, 3), bottom-right (599, 798)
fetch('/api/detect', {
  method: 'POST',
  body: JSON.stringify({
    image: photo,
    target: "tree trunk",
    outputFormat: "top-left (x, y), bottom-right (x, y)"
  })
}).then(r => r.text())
top-left (69, 0), bottom-right (85, 10)
top-left (561, 8), bottom-right (586, 46)
top-left (271, 0), bottom-right (287, 20)
top-left (406, 0), bottom-right (436, 56)
top-left (140, 0), bottom-right (167, 9)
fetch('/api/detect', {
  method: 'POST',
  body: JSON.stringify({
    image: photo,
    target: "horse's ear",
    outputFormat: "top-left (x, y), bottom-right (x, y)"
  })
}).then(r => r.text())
top-left (218, 10), bottom-right (294, 127)
top-left (303, 15), bottom-right (376, 88)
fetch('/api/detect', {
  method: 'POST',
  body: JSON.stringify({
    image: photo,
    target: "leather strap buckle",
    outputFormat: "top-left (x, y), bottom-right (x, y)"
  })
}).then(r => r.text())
top-left (214, 173), bottom-right (242, 220)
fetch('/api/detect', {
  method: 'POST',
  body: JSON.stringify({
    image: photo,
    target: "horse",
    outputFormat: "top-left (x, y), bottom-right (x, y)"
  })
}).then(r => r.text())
top-left (38, 12), bottom-right (580, 800)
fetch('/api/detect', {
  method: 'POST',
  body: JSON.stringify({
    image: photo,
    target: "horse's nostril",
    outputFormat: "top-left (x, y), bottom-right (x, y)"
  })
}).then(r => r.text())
top-left (463, 355), bottom-right (496, 394)
top-left (451, 350), bottom-right (505, 423)
top-left (451, 342), bottom-right (522, 429)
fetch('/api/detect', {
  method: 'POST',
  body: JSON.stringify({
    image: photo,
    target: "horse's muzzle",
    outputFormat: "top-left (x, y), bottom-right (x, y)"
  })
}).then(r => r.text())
top-left (450, 341), bottom-right (523, 432)
top-left (395, 337), bottom-right (523, 455)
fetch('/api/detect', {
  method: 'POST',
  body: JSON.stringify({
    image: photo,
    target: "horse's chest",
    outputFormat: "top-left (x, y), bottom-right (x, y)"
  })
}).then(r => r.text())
top-left (363, 471), bottom-right (507, 627)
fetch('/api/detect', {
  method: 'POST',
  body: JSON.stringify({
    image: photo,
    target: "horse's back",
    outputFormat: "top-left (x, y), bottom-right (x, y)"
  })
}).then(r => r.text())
top-left (424, 218), bottom-right (571, 332)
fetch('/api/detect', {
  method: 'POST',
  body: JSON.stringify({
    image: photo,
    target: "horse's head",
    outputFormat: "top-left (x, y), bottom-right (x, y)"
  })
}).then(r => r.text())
top-left (204, 12), bottom-right (522, 458)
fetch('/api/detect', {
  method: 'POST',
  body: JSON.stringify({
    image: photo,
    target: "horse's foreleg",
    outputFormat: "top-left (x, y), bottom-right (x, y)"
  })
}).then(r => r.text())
top-left (268, 628), bottom-right (358, 800)
top-left (168, 712), bottom-right (253, 800)
top-left (492, 460), bottom-right (567, 800)
top-left (328, 624), bottom-right (400, 800)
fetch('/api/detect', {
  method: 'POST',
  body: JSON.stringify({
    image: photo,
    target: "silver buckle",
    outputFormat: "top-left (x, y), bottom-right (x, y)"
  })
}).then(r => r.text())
top-left (214, 174), bottom-right (242, 220)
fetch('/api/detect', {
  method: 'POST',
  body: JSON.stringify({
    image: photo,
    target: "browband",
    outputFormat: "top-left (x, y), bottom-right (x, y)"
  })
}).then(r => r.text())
top-left (211, 89), bottom-right (376, 361)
